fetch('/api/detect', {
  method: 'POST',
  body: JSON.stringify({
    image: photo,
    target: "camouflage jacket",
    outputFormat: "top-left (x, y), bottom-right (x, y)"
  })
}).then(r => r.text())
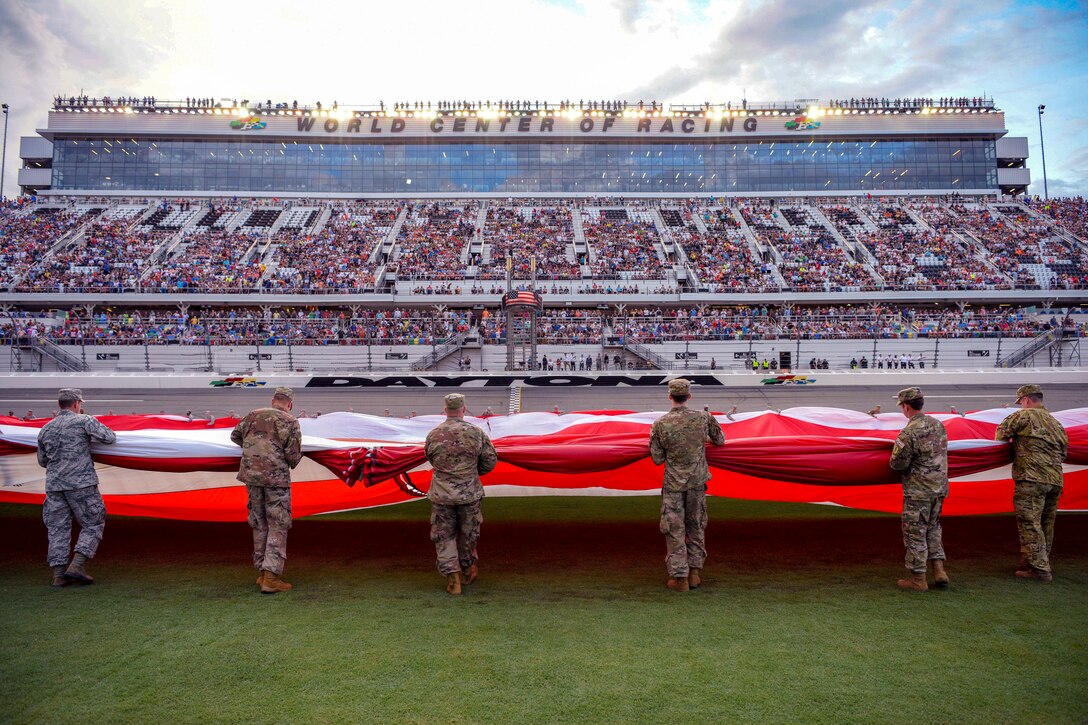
top-left (36, 410), bottom-right (118, 492)
top-left (995, 407), bottom-right (1068, 487)
top-left (230, 407), bottom-right (303, 488)
top-left (649, 406), bottom-right (726, 492)
top-left (889, 413), bottom-right (949, 499)
top-left (424, 418), bottom-right (498, 505)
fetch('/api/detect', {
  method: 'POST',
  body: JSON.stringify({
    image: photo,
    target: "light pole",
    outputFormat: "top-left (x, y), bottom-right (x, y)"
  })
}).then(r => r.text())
top-left (1037, 104), bottom-right (1048, 200)
top-left (1, 103), bottom-right (9, 200)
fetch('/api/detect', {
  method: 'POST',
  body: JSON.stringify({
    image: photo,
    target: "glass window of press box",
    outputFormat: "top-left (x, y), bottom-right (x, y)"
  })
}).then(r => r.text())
top-left (51, 137), bottom-right (999, 193)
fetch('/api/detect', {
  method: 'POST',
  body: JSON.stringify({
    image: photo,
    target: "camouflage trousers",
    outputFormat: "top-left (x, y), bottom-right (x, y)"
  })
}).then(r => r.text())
top-left (43, 485), bottom-right (106, 567)
top-left (1013, 480), bottom-right (1062, 574)
top-left (902, 496), bottom-right (945, 573)
top-left (430, 500), bottom-right (482, 576)
top-left (247, 485), bottom-right (292, 575)
top-left (660, 486), bottom-right (708, 577)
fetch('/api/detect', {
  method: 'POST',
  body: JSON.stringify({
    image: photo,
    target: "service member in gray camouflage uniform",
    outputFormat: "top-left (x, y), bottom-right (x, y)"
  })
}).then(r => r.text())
top-left (649, 378), bottom-right (726, 592)
top-left (996, 384), bottom-right (1069, 582)
top-left (231, 387), bottom-right (303, 594)
top-left (424, 393), bottom-right (498, 595)
top-left (36, 388), bottom-right (117, 587)
top-left (889, 387), bottom-right (949, 592)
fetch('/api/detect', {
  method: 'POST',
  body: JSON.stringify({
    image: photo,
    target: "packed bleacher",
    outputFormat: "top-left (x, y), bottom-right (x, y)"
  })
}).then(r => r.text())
top-left (264, 207), bottom-right (397, 292)
top-left (144, 230), bottom-right (264, 292)
top-left (1030, 197), bottom-right (1088, 240)
top-left (1, 303), bottom-right (1076, 350)
top-left (1, 306), bottom-right (475, 345)
top-left (479, 205), bottom-right (580, 280)
top-left (582, 208), bottom-right (667, 279)
top-left (16, 220), bottom-right (169, 293)
top-left (1, 196), bottom-right (1086, 295)
top-left (678, 205), bottom-right (780, 292)
top-left (0, 206), bottom-right (98, 287)
top-left (388, 203), bottom-right (476, 280)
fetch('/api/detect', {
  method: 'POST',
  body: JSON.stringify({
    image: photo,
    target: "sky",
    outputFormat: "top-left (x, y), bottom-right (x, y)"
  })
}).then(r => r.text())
top-left (1, 0), bottom-right (1086, 198)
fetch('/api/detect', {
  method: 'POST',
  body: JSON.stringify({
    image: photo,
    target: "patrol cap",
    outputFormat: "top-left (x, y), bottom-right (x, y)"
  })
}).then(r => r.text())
top-left (57, 388), bottom-right (84, 404)
top-left (273, 387), bottom-right (294, 401)
top-left (1014, 384), bottom-right (1042, 402)
top-left (444, 393), bottom-right (465, 410)
top-left (668, 378), bottom-right (691, 396)
top-left (894, 387), bottom-right (924, 404)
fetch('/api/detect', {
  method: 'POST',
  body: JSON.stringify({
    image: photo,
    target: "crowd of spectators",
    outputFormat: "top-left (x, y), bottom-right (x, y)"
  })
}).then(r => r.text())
top-left (582, 209), bottom-right (666, 279)
top-left (2, 304), bottom-right (1072, 347)
top-left (388, 203), bottom-right (476, 280)
top-left (909, 306), bottom-right (1056, 338)
top-left (0, 207), bottom-right (92, 287)
top-left (1030, 197), bottom-right (1088, 240)
top-left (479, 206), bottom-right (580, 280)
top-left (143, 230), bottom-right (264, 291)
top-left (9, 306), bottom-right (475, 346)
top-left (827, 96), bottom-right (993, 110)
top-left (16, 221), bottom-right (167, 293)
top-left (681, 206), bottom-right (780, 292)
top-left (951, 206), bottom-right (1043, 287)
top-left (2, 197), bottom-right (1086, 294)
top-left (777, 305), bottom-right (912, 339)
top-left (768, 230), bottom-right (872, 292)
top-left (264, 207), bottom-right (396, 292)
top-left (479, 310), bottom-right (602, 344)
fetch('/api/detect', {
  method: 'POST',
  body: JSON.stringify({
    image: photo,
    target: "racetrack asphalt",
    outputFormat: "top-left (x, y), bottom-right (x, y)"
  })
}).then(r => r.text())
top-left (0, 382), bottom-right (1084, 419)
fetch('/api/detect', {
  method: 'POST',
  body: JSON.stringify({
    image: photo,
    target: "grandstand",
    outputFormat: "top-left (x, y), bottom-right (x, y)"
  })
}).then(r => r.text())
top-left (3, 94), bottom-right (1085, 373)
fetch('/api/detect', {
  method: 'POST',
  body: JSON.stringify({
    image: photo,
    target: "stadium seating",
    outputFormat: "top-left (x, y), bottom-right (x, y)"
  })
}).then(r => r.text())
top-left (1, 196), bottom-right (1085, 295)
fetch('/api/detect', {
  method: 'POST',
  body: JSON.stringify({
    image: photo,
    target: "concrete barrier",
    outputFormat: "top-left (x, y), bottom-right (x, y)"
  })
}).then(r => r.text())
top-left (0, 368), bottom-right (1085, 390)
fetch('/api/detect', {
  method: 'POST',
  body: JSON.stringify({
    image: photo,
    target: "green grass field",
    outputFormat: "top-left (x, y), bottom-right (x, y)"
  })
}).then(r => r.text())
top-left (1, 498), bottom-right (1086, 724)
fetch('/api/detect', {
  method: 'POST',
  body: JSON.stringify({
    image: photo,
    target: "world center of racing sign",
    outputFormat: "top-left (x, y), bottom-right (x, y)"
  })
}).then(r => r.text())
top-left (44, 109), bottom-right (1008, 142)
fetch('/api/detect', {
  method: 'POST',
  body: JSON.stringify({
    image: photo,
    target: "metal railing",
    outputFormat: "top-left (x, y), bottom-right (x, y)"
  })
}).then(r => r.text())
top-left (996, 329), bottom-right (1058, 368)
top-left (410, 334), bottom-right (466, 371)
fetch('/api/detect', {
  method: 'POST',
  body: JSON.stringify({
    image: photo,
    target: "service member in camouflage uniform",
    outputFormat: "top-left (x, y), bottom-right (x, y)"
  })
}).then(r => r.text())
top-left (36, 388), bottom-right (117, 587)
top-left (649, 378), bottom-right (726, 592)
top-left (424, 393), bottom-right (498, 595)
top-left (995, 384), bottom-right (1069, 582)
top-left (231, 387), bottom-right (303, 594)
top-left (889, 387), bottom-right (949, 592)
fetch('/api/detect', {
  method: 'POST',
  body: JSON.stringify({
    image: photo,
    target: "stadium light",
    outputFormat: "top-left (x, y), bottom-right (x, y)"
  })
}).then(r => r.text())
top-left (1037, 104), bottom-right (1048, 200)
top-left (1, 103), bottom-right (8, 200)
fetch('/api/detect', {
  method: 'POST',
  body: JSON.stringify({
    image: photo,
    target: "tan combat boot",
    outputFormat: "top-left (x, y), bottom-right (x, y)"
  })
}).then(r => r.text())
top-left (463, 563), bottom-right (478, 585)
top-left (667, 576), bottom-right (690, 592)
top-left (260, 570), bottom-right (293, 593)
top-left (51, 565), bottom-right (72, 587)
top-left (446, 571), bottom-right (462, 595)
top-left (897, 572), bottom-right (928, 592)
top-left (688, 568), bottom-right (702, 589)
top-left (63, 553), bottom-right (94, 584)
top-left (1015, 567), bottom-right (1053, 583)
top-left (256, 572), bottom-right (265, 587)
top-left (931, 560), bottom-right (950, 589)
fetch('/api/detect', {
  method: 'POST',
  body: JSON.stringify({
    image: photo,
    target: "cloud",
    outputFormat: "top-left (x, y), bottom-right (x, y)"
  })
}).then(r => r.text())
top-left (613, 0), bottom-right (643, 32)
top-left (1, 0), bottom-right (1086, 196)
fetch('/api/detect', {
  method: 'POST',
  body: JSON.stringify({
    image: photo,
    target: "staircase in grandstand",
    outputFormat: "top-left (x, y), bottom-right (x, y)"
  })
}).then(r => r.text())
top-left (9, 335), bottom-right (88, 372)
top-left (997, 321), bottom-right (1082, 368)
top-left (624, 341), bottom-right (674, 371)
top-left (409, 333), bottom-right (467, 371)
